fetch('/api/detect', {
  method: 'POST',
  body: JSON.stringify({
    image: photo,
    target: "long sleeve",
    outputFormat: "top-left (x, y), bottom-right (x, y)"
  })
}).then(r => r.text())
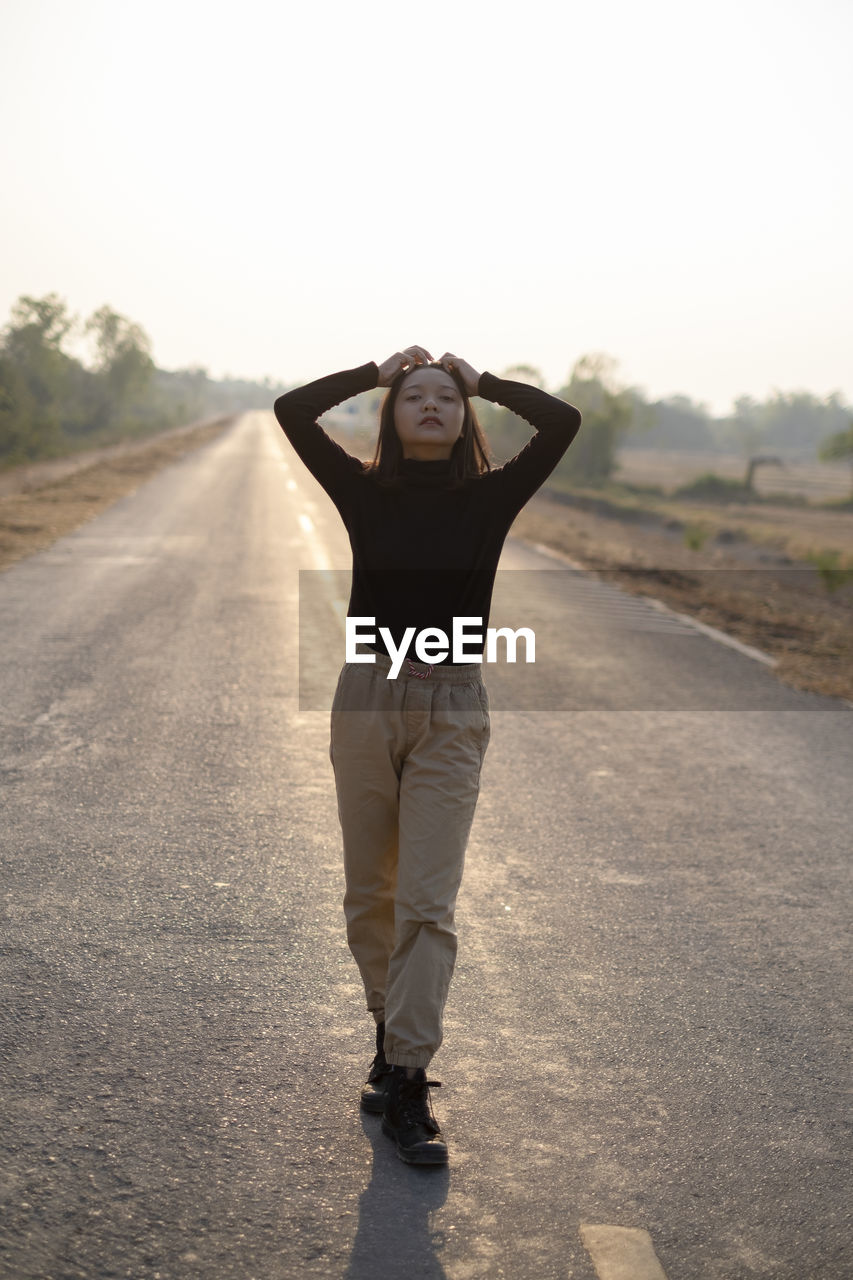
top-left (273, 362), bottom-right (380, 502)
top-left (477, 371), bottom-right (582, 516)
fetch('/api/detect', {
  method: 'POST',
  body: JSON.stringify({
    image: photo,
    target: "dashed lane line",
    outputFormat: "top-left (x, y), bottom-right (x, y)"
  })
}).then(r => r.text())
top-left (297, 512), bottom-right (337, 575)
top-left (579, 1224), bottom-right (669, 1280)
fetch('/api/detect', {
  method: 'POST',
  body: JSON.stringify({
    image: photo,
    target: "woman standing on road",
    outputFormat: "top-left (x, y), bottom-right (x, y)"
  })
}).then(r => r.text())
top-left (274, 346), bottom-right (581, 1165)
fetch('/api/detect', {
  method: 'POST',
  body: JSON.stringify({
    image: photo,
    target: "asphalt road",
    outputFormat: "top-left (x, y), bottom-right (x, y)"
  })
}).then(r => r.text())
top-left (1, 413), bottom-right (850, 1280)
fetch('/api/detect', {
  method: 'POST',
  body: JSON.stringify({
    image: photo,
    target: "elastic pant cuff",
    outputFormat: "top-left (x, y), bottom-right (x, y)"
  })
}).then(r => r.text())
top-left (385, 1050), bottom-right (433, 1069)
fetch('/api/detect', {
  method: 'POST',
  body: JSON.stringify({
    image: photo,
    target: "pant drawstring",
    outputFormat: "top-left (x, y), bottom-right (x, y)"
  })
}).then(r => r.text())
top-left (406, 660), bottom-right (433, 679)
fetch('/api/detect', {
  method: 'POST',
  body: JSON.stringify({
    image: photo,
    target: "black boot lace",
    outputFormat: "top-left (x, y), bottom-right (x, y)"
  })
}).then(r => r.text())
top-left (367, 1049), bottom-right (393, 1084)
top-left (398, 1075), bottom-right (442, 1134)
top-left (367, 1021), bottom-right (392, 1084)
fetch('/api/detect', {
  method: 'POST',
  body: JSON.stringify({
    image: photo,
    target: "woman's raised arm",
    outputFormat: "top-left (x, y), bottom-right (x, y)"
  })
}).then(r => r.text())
top-left (476, 370), bottom-right (583, 515)
top-left (273, 362), bottom-right (379, 500)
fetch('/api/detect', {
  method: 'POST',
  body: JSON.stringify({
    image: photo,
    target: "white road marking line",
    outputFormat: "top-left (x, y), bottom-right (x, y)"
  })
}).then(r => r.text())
top-left (579, 1224), bottom-right (669, 1280)
top-left (525, 540), bottom-right (585, 571)
top-left (266, 412), bottom-right (346, 607)
top-left (643, 595), bottom-right (777, 665)
top-left (525, 538), bottom-right (777, 667)
top-left (303, 569), bottom-right (348, 636)
top-left (296, 512), bottom-right (337, 575)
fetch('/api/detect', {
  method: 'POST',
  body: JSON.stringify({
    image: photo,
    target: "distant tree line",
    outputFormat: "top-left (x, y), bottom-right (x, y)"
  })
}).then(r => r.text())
top-left (474, 354), bottom-right (853, 487)
top-left (5, 294), bottom-right (850, 489)
top-left (0, 293), bottom-right (289, 467)
top-left (638, 388), bottom-right (852, 458)
top-left (331, 353), bottom-right (852, 492)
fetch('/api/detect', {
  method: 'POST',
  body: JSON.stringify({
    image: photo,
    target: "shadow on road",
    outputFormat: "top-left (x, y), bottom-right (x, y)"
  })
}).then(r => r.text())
top-left (344, 1113), bottom-right (450, 1279)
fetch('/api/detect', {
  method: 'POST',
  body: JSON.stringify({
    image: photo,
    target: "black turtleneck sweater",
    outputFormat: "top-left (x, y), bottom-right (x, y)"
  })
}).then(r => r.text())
top-left (273, 363), bottom-right (582, 662)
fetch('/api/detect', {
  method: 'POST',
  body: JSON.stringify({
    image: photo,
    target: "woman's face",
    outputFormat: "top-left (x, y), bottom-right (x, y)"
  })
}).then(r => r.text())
top-left (393, 367), bottom-right (465, 460)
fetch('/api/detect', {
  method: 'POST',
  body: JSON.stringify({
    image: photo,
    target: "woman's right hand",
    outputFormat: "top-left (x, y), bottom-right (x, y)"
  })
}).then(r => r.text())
top-left (377, 345), bottom-right (434, 387)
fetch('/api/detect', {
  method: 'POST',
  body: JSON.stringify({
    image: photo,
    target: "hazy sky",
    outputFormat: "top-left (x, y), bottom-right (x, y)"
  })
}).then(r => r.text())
top-left (2, 0), bottom-right (850, 414)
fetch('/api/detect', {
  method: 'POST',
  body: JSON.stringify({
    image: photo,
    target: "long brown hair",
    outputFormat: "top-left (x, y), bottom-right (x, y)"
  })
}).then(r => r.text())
top-left (366, 362), bottom-right (492, 489)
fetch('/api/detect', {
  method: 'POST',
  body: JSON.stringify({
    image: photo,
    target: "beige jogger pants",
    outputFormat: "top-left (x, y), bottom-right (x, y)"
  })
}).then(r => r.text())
top-left (329, 651), bottom-right (491, 1068)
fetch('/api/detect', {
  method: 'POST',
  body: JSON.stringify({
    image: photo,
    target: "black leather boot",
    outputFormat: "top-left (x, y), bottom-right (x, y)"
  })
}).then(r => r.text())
top-left (360, 1021), bottom-right (393, 1114)
top-left (381, 1066), bottom-right (448, 1165)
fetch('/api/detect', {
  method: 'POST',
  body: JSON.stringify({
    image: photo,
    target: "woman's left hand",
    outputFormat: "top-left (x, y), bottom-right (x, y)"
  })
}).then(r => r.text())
top-left (438, 352), bottom-right (481, 396)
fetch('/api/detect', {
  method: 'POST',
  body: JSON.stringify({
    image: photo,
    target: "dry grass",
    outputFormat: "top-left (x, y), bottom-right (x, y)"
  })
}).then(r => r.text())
top-left (545, 479), bottom-right (853, 567)
top-left (511, 491), bottom-right (853, 704)
top-left (615, 446), bottom-right (853, 503)
top-left (0, 419), bottom-right (232, 573)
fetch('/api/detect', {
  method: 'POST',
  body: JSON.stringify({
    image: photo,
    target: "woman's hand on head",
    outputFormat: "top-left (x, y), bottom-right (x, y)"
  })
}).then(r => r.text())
top-left (437, 353), bottom-right (481, 396)
top-left (377, 345), bottom-right (434, 387)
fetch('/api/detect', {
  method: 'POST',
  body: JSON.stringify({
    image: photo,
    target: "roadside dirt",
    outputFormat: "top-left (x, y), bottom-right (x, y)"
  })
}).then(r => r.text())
top-left (0, 418), bottom-right (233, 573)
top-left (0, 415), bottom-right (236, 498)
top-left (511, 492), bottom-right (853, 703)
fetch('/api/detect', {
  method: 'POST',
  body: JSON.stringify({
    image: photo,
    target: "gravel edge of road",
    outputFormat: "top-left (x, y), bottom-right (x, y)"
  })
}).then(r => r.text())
top-left (0, 417), bottom-right (236, 573)
top-left (510, 494), bottom-right (853, 705)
